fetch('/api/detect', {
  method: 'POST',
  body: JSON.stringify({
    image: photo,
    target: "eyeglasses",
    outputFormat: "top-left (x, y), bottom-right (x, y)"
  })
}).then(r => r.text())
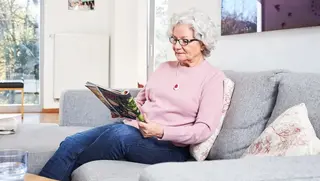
top-left (169, 36), bottom-right (200, 46)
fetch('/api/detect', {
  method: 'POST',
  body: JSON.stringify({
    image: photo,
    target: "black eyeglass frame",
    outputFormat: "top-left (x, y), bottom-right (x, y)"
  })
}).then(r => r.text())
top-left (169, 36), bottom-right (200, 46)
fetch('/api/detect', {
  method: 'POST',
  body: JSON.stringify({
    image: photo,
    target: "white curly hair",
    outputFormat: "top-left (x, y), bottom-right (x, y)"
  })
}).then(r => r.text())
top-left (168, 8), bottom-right (219, 57)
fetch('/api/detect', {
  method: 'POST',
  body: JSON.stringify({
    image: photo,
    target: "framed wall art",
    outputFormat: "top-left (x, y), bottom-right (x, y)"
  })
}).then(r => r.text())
top-left (221, 0), bottom-right (320, 36)
top-left (68, 0), bottom-right (95, 11)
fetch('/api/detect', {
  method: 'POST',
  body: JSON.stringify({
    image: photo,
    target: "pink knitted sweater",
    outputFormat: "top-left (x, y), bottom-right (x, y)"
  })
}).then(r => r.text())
top-left (124, 60), bottom-right (225, 146)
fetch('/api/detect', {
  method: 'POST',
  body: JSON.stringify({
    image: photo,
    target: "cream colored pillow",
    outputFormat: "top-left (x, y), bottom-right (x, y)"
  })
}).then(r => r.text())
top-left (242, 103), bottom-right (320, 158)
top-left (190, 78), bottom-right (235, 161)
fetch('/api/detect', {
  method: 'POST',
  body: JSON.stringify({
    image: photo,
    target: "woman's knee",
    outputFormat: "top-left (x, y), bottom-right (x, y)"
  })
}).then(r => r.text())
top-left (58, 135), bottom-right (86, 157)
top-left (105, 124), bottom-right (141, 143)
top-left (60, 134), bottom-right (80, 147)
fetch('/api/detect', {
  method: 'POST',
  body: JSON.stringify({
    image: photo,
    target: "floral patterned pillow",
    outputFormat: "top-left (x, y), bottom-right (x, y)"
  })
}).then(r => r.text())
top-left (242, 103), bottom-right (320, 158)
top-left (189, 78), bottom-right (235, 161)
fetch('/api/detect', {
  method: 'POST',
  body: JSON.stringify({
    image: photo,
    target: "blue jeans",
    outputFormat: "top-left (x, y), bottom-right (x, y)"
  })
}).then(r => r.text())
top-left (39, 122), bottom-right (190, 181)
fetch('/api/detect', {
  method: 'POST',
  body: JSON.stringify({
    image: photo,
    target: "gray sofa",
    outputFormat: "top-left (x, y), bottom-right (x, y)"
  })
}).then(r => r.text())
top-left (1, 70), bottom-right (320, 181)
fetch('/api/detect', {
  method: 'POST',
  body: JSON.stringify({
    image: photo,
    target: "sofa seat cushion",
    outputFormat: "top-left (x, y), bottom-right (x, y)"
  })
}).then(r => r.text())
top-left (72, 160), bottom-right (148, 181)
top-left (0, 124), bottom-right (91, 174)
top-left (267, 72), bottom-right (320, 137)
top-left (140, 156), bottom-right (320, 181)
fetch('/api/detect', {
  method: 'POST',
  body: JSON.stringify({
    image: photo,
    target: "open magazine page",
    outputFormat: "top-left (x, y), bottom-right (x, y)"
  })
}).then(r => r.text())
top-left (117, 94), bottom-right (145, 122)
top-left (97, 88), bottom-right (145, 122)
top-left (85, 83), bottom-right (121, 116)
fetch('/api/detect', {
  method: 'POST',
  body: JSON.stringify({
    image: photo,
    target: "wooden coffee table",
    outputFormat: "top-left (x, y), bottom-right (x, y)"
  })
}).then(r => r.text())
top-left (25, 173), bottom-right (58, 181)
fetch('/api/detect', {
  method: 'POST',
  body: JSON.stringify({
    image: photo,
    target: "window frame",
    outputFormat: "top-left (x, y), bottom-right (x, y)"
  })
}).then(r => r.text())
top-left (147, 0), bottom-right (155, 79)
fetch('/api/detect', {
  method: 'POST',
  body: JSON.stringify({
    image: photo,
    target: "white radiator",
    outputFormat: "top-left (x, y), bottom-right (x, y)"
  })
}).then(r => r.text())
top-left (52, 33), bottom-right (110, 99)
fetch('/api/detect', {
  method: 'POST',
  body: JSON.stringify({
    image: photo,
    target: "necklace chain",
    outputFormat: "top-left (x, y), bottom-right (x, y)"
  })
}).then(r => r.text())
top-left (174, 62), bottom-right (180, 91)
top-left (176, 61), bottom-right (179, 77)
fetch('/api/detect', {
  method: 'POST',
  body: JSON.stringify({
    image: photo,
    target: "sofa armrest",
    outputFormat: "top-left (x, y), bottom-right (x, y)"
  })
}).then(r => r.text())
top-left (59, 89), bottom-right (123, 127)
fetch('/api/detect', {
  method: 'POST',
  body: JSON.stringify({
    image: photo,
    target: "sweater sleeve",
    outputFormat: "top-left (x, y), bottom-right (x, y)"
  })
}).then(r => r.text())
top-left (160, 71), bottom-right (225, 145)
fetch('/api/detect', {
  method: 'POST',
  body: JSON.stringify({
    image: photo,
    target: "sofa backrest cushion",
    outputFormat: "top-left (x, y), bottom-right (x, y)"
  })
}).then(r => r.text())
top-left (267, 72), bottom-right (320, 137)
top-left (208, 70), bottom-right (282, 160)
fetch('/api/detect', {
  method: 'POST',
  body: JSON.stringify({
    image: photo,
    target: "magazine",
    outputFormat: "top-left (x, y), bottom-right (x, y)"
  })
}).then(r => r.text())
top-left (85, 81), bottom-right (145, 122)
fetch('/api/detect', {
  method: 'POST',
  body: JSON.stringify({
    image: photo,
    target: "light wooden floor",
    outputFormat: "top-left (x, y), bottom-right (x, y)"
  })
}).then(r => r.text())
top-left (1, 113), bottom-right (59, 124)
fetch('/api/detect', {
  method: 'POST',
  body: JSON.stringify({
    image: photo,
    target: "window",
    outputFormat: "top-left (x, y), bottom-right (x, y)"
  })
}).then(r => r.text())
top-left (147, 0), bottom-right (169, 76)
top-left (0, 0), bottom-right (41, 111)
top-left (154, 0), bottom-right (169, 69)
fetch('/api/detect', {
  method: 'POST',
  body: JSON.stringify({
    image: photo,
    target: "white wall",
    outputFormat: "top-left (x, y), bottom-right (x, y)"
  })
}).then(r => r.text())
top-left (167, 0), bottom-right (320, 73)
top-left (110, 0), bottom-right (147, 89)
top-left (211, 27), bottom-right (320, 73)
top-left (43, 0), bottom-right (147, 108)
top-left (43, 0), bottom-right (112, 108)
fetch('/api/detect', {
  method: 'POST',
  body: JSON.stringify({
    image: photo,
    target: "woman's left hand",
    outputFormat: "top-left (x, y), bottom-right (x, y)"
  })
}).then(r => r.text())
top-left (138, 114), bottom-right (164, 139)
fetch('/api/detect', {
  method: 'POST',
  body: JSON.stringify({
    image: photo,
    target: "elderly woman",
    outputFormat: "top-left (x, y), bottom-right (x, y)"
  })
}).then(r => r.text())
top-left (39, 9), bottom-right (225, 181)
